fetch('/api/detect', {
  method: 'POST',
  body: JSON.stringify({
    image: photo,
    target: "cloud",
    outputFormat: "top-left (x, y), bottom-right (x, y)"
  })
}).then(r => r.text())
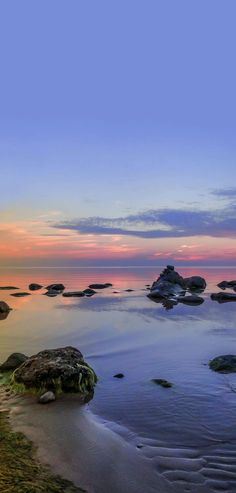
top-left (53, 203), bottom-right (236, 240)
top-left (212, 188), bottom-right (236, 200)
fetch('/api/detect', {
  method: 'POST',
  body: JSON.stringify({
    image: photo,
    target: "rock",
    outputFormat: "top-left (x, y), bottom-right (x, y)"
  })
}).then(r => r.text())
top-left (217, 280), bottom-right (236, 290)
top-left (83, 288), bottom-right (97, 296)
top-left (46, 284), bottom-right (65, 291)
top-left (88, 283), bottom-right (112, 289)
top-left (39, 391), bottom-right (56, 404)
top-left (211, 292), bottom-right (236, 303)
top-left (125, 289), bottom-right (134, 292)
top-left (177, 295), bottom-right (204, 305)
top-left (209, 355), bottom-right (236, 373)
top-left (0, 286), bottom-right (19, 290)
top-left (113, 373), bottom-right (124, 379)
top-left (10, 292), bottom-right (31, 297)
top-left (0, 353), bottom-right (28, 371)
top-left (151, 378), bottom-right (173, 388)
top-left (62, 291), bottom-right (85, 297)
top-left (183, 276), bottom-right (206, 291)
top-left (149, 266), bottom-right (186, 300)
top-left (12, 346), bottom-right (97, 399)
top-left (0, 301), bottom-right (12, 313)
top-left (44, 290), bottom-right (60, 297)
top-left (29, 283), bottom-right (43, 291)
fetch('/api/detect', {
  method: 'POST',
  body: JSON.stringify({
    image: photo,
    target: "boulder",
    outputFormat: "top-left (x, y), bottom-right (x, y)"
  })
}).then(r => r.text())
top-left (149, 266), bottom-right (186, 300)
top-left (217, 280), bottom-right (236, 290)
top-left (12, 346), bottom-right (97, 400)
top-left (183, 276), bottom-right (206, 291)
top-left (10, 292), bottom-right (31, 297)
top-left (0, 301), bottom-right (12, 313)
top-left (29, 283), bottom-right (43, 291)
top-left (39, 391), bottom-right (56, 404)
top-left (0, 352), bottom-right (28, 371)
top-left (46, 284), bottom-right (65, 291)
top-left (88, 283), bottom-right (112, 289)
top-left (209, 355), bottom-right (236, 373)
top-left (62, 291), bottom-right (85, 297)
top-left (211, 292), bottom-right (236, 303)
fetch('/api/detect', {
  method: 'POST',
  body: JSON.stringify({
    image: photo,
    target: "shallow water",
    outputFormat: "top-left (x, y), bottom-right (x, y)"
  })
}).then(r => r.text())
top-left (1, 266), bottom-right (236, 492)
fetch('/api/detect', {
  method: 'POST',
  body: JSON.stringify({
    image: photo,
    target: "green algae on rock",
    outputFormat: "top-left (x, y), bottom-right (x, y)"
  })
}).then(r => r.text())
top-left (11, 346), bottom-right (97, 399)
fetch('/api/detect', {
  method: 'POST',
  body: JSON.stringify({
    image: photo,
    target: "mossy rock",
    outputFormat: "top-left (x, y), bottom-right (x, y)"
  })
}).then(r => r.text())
top-left (12, 346), bottom-right (97, 399)
top-left (151, 378), bottom-right (173, 388)
top-left (209, 355), bottom-right (236, 373)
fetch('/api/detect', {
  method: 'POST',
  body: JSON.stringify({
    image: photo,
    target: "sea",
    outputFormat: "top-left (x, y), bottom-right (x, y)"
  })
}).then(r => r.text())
top-left (1, 266), bottom-right (236, 492)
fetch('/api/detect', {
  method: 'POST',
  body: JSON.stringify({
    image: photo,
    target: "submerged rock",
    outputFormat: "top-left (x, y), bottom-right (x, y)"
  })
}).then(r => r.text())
top-left (10, 292), bottom-right (31, 297)
top-left (217, 280), bottom-right (236, 290)
top-left (113, 373), bottom-right (124, 378)
top-left (12, 346), bottom-right (97, 400)
top-left (183, 276), bottom-right (206, 291)
top-left (0, 352), bottom-right (28, 371)
top-left (39, 391), bottom-right (56, 404)
top-left (88, 283), bottom-right (112, 289)
top-left (62, 291), bottom-right (85, 297)
top-left (46, 284), bottom-right (65, 291)
top-left (211, 292), bottom-right (236, 303)
top-left (0, 301), bottom-right (12, 313)
top-left (125, 289), bottom-right (134, 292)
top-left (44, 290), bottom-right (59, 297)
top-left (151, 378), bottom-right (173, 388)
top-left (209, 355), bottom-right (236, 373)
top-left (29, 283), bottom-right (43, 291)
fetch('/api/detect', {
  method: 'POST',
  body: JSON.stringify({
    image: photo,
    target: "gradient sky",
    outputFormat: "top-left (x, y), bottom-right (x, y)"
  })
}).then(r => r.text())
top-left (0, 0), bottom-right (236, 266)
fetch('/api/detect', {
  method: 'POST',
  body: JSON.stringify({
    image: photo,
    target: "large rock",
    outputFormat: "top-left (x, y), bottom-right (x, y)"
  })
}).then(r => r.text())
top-left (183, 276), bottom-right (206, 291)
top-left (149, 266), bottom-right (186, 299)
top-left (0, 301), bottom-right (12, 313)
top-left (177, 295), bottom-right (204, 305)
top-left (12, 346), bottom-right (97, 400)
top-left (0, 352), bottom-right (28, 371)
top-left (209, 355), bottom-right (236, 373)
top-left (29, 283), bottom-right (43, 291)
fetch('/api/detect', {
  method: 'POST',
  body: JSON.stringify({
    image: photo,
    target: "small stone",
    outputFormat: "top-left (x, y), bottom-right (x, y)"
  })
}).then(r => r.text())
top-left (39, 391), bottom-right (56, 404)
top-left (0, 301), bottom-right (12, 313)
top-left (62, 291), bottom-right (85, 297)
top-left (46, 284), bottom-right (65, 291)
top-left (83, 288), bottom-right (97, 295)
top-left (125, 289), bottom-right (134, 292)
top-left (89, 283), bottom-right (112, 289)
top-left (10, 292), bottom-right (31, 297)
top-left (29, 283), bottom-right (43, 291)
top-left (151, 378), bottom-right (173, 388)
top-left (0, 286), bottom-right (19, 290)
top-left (113, 373), bottom-right (124, 379)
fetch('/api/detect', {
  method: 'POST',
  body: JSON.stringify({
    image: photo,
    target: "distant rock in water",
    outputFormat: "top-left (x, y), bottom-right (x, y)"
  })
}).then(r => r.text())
top-left (113, 373), bottom-right (124, 378)
top-left (209, 355), bottom-right (236, 373)
top-left (83, 288), bottom-right (97, 296)
top-left (29, 283), bottom-right (43, 291)
top-left (183, 276), bottom-right (206, 291)
top-left (44, 290), bottom-right (60, 297)
top-left (62, 291), bottom-right (85, 297)
top-left (0, 301), bottom-right (12, 313)
top-left (151, 378), bottom-right (173, 388)
top-left (149, 266), bottom-right (186, 300)
top-left (12, 346), bottom-right (97, 401)
top-left (177, 295), bottom-right (204, 305)
top-left (10, 292), bottom-right (31, 297)
top-left (217, 280), bottom-right (236, 290)
top-left (46, 284), bottom-right (65, 291)
top-left (88, 283), bottom-right (112, 289)
top-left (0, 352), bottom-right (28, 371)
top-left (0, 286), bottom-right (19, 290)
top-left (125, 289), bottom-right (134, 292)
top-left (211, 292), bottom-right (236, 303)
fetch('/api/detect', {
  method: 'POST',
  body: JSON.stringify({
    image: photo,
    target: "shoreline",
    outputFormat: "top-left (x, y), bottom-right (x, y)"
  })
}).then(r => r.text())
top-left (0, 385), bottom-right (173, 493)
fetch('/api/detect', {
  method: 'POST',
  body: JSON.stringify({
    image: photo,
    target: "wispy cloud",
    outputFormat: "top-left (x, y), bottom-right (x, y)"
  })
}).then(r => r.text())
top-left (53, 202), bottom-right (236, 240)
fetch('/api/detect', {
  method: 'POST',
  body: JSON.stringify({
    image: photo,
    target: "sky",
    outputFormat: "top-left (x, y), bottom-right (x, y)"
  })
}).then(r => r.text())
top-left (0, 0), bottom-right (236, 266)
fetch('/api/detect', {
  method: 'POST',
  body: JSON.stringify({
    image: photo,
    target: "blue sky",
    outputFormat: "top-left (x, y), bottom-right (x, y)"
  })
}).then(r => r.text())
top-left (0, 1), bottom-right (236, 265)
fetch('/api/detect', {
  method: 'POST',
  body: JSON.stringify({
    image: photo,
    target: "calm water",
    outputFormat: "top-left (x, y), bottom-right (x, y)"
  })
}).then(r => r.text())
top-left (1, 266), bottom-right (236, 492)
